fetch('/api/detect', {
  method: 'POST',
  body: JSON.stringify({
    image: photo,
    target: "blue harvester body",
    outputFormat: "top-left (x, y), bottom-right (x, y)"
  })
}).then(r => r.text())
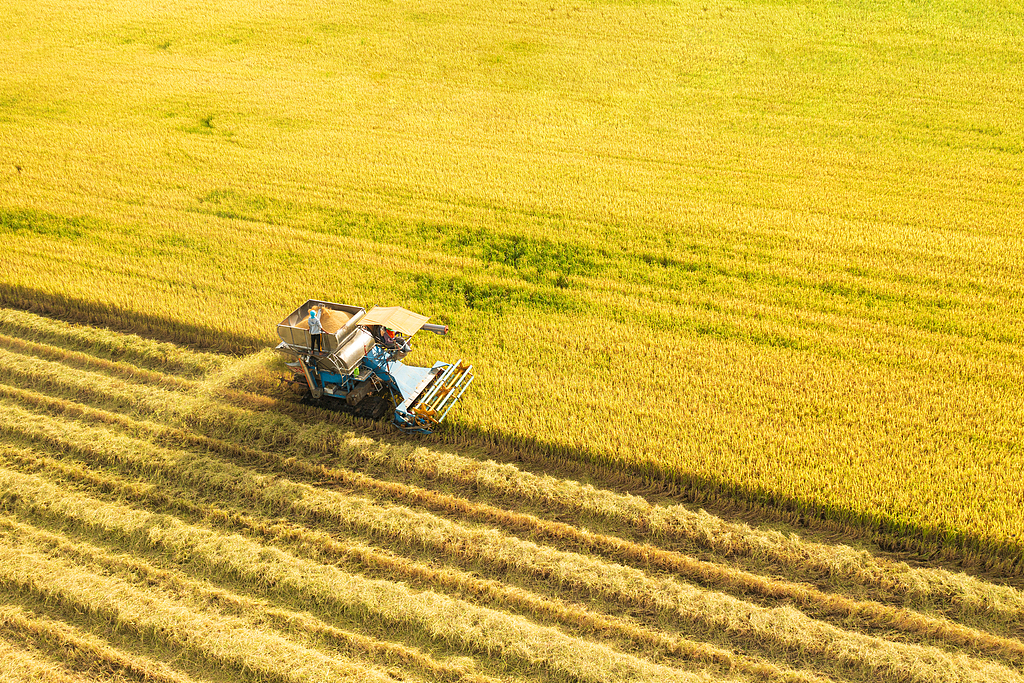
top-left (275, 300), bottom-right (473, 434)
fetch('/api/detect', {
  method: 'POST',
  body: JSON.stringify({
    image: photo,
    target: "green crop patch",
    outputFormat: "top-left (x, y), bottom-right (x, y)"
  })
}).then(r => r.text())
top-left (0, 210), bottom-right (94, 240)
top-left (443, 227), bottom-right (603, 283)
top-left (408, 273), bottom-right (575, 314)
top-left (195, 189), bottom-right (294, 224)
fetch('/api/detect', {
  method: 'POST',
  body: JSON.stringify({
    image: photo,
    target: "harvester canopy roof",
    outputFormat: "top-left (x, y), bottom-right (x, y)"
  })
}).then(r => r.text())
top-left (360, 306), bottom-right (429, 336)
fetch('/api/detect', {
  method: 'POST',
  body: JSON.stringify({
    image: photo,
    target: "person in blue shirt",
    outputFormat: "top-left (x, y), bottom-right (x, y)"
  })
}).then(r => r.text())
top-left (308, 308), bottom-right (323, 354)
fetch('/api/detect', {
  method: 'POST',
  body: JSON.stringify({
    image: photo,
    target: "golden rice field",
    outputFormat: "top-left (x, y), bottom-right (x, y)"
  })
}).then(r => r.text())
top-left (2, 0), bottom-right (1023, 568)
top-left (0, 307), bottom-right (1022, 682)
top-left (2, 0), bottom-right (1024, 676)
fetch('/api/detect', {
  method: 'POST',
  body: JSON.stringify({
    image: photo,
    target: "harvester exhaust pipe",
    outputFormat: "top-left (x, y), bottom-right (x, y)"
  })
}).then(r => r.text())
top-left (421, 323), bottom-right (448, 336)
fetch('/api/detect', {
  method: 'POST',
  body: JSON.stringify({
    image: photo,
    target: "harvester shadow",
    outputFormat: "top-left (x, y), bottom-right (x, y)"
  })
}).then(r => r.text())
top-left (430, 420), bottom-right (1024, 582)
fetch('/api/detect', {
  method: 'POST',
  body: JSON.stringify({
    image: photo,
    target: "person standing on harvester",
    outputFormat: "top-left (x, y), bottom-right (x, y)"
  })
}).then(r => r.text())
top-left (309, 307), bottom-right (323, 354)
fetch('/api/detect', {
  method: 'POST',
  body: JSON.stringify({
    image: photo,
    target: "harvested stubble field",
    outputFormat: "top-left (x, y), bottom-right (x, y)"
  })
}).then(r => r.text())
top-left (0, 307), bottom-right (1023, 682)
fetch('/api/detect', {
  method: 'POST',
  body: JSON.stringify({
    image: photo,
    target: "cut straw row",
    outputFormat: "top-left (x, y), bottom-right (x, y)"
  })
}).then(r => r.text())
top-left (0, 441), bottom-right (830, 683)
top-left (0, 526), bottom-right (410, 683)
top-left (0, 332), bottom-right (195, 391)
top-left (3, 318), bottom-right (1024, 640)
top-left (0, 634), bottom-right (93, 683)
top-left (0, 466), bottom-right (716, 683)
top-left (3, 371), bottom-right (1022, 663)
top-left (0, 601), bottom-right (199, 683)
top-left (0, 513), bottom-right (501, 683)
top-left (3, 344), bottom-right (1021, 641)
top-left (0, 307), bottom-right (226, 377)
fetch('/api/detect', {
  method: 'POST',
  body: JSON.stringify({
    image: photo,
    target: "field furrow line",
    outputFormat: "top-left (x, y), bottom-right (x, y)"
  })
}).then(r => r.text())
top-left (0, 465), bottom-right (725, 683)
top-left (3, 374), bottom-right (1021, 659)
top-left (0, 307), bottom-right (226, 378)
top-left (0, 404), bottom-right (1020, 683)
top-left (0, 602), bottom-right (204, 683)
top-left (0, 441), bottom-right (835, 683)
top-left (0, 514), bottom-right (503, 683)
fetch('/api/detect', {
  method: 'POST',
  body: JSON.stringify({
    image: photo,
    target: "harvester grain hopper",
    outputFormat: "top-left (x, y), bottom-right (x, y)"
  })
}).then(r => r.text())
top-left (275, 300), bottom-right (473, 433)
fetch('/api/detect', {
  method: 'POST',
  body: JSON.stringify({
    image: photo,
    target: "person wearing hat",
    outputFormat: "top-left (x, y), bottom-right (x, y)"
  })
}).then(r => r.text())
top-left (308, 307), bottom-right (323, 354)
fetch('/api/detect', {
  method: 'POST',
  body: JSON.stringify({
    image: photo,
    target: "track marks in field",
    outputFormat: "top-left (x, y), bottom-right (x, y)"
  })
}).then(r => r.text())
top-left (0, 308), bottom-right (1022, 683)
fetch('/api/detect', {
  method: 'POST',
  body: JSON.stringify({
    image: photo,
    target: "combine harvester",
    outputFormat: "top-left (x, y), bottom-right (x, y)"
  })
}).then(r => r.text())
top-left (276, 300), bottom-right (473, 434)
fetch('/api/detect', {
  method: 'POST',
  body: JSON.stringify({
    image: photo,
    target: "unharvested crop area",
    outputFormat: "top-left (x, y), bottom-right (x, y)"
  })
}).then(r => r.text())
top-left (0, 307), bottom-right (1023, 682)
top-left (2, 0), bottom-right (1024, 678)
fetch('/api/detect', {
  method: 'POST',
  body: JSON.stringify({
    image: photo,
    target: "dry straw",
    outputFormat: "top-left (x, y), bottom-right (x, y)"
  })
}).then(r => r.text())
top-left (6, 387), bottom-right (1023, 667)
top-left (0, 441), bottom-right (827, 683)
top-left (0, 602), bottom-right (198, 683)
top-left (0, 467), bottom-right (722, 683)
top-left (3, 350), bottom-right (1020, 644)
top-left (0, 514), bottom-right (500, 683)
top-left (0, 636), bottom-right (90, 683)
top-left (0, 529), bottom-right (411, 683)
top-left (0, 307), bottom-right (226, 378)
top-left (3, 310), bottom-right (1024, 683)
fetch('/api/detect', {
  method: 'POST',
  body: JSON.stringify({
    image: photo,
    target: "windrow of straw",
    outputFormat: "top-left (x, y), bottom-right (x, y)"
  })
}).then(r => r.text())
top-left (0, 467), bottom-right (721, 683)
top-left (0, 514), bottom-right (501, 683)
top-left (3, 360), bottom-right (1023, 659)
top-left (0, 441), bottom-right (831, 683)
top-left (0, 634), bottom-right (92, 683)
top-left (0, 526), bottom-right (416, 683)
top-left (390, 442), bottom-right (1024, 632)
top-left (2, 327), bottom-right (1024, 679)
top-left (6, 306), bottom-right (1023, 634)
top-left (0, 601), bottom-right (199, 683)
top-left (0, 332), bottom-right (195, 391)
top-left (0, 405), bottom-right (1020, 683)
top-left (0, 345), bottom-right (185, 417)
top-left (0, 307), bottom-right (227, 378)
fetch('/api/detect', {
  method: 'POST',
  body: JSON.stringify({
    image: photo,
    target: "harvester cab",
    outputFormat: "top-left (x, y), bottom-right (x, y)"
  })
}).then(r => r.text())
top-left (275, 300), bottom-right (473, 434)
